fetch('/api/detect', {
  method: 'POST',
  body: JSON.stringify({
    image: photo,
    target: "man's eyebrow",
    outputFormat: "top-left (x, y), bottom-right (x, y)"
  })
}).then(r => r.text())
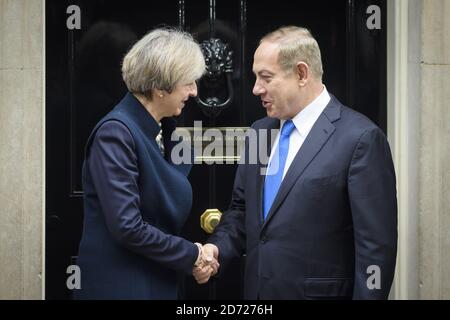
top-left (253, 70), bottom-right (275, 76)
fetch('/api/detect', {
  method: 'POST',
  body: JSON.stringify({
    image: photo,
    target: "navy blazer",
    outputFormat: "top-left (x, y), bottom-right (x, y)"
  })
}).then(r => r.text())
top-left (208, 95), bottom-right (398, 300)
top-left (75, 92), bottom-right (198, 300)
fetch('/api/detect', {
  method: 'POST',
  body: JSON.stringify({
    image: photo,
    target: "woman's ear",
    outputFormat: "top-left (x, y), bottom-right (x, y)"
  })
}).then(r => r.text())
top-left (154, 89), bottom-right (165, 99)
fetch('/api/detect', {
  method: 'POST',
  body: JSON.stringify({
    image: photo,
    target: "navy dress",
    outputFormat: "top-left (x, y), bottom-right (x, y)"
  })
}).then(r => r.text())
top-left (74, 92), bottom-right (198, 300)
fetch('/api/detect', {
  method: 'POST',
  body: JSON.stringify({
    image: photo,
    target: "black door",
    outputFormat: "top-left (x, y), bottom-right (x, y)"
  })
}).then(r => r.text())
top-left (46, 0), bottom-right (387, 299)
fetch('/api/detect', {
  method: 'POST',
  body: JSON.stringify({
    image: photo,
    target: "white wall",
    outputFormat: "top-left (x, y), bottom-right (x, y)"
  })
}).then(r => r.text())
top-left (390, 0), bottom-right (450, 300)
top-left (418, 0), bottom-right (450, 300)
top-left (0, 0), bottom-right (45, 300)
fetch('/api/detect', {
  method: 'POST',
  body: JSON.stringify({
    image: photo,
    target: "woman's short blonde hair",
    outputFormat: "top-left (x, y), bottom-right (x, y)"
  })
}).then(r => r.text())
top-left (122, 27), bottom-right (205, 98)
top-left (260, 26), bottom-right (323, 80)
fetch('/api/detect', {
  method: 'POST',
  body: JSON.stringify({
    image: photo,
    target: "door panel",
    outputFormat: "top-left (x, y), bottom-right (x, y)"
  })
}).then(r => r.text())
top-left (46, 0), bottom-right (386, 299)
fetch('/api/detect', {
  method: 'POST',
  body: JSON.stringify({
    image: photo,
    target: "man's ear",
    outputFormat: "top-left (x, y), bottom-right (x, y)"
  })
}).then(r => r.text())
top-left (296, 62), bottom-right (310, 87)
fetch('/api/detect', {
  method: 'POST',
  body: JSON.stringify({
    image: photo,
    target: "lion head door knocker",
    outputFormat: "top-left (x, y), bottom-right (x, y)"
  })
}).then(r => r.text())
top-left (196, 38), bottom-right (234, 118)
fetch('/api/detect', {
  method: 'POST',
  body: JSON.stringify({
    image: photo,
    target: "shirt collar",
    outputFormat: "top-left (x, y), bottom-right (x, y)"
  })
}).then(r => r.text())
top-left (282, 86), bottom-right (331, 137)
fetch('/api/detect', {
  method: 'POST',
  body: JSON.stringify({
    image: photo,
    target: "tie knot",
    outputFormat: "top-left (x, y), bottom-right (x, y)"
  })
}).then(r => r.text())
top-left (281, 120), bottom-right (295, 137)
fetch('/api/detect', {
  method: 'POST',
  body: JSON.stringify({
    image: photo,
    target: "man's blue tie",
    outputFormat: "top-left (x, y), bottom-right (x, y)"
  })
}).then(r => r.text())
top-left (263, 120), bottom-right (295, 220)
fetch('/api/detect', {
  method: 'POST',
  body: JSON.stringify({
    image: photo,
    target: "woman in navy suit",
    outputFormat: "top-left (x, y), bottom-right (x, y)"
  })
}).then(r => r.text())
top-left (75, 28), bottom-right (217, 299)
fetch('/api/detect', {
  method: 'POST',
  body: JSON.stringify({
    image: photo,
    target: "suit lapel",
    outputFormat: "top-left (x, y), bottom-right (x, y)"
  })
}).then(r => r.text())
top-left (261, 100), bottom-right (341, 229)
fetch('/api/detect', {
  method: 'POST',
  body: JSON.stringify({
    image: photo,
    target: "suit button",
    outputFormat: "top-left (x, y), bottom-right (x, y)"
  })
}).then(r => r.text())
top-left (260, 236), bottom-right (267, 244)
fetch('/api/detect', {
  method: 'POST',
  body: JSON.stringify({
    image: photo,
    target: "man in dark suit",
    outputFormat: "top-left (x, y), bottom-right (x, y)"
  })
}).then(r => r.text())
top-left (194, 26), bottom-right (397, 299)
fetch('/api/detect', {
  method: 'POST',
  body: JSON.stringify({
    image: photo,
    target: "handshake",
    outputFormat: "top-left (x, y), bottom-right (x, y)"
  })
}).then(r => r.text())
top-left (193, 243), bottom-right (220, 284)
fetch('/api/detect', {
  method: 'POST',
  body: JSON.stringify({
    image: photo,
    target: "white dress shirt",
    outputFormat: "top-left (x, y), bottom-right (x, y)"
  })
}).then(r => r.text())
top-left (268, 86), bottom-right (331, 179)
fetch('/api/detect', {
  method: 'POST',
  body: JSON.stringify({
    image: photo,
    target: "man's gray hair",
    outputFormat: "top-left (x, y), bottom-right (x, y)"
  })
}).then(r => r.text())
top-left (260, 26), bottom-right (323, 80)
top-left (122, 27), bottom-right (205, 98)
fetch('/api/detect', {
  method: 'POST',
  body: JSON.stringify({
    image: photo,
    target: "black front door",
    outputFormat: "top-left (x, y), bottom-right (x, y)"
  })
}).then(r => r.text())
top-left (46, 0), bottom-right (387, 299)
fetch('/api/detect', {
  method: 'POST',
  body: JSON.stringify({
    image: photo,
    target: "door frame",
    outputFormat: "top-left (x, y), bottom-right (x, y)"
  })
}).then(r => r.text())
top-left (387, 0), bottom-right (420, 300)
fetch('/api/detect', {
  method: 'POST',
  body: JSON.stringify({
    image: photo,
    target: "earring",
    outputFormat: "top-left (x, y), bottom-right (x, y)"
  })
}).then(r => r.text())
top-left (159, 94), bottom-right (164, 98)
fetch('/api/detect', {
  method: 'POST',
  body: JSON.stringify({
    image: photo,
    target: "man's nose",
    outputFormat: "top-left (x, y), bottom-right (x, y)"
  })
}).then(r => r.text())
top-left (252, 82), bottom-right (264, 96)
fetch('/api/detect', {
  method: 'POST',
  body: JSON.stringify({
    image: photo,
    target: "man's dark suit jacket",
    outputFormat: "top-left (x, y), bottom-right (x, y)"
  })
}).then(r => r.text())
top-left (75, 92), bottom-right (197, 300)
top-left (208, 95), bottom-right (398, 300)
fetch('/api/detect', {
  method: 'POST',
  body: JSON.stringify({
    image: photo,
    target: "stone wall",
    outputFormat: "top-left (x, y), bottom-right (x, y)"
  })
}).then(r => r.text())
top-left (0, 0), bottom-right (44, 299)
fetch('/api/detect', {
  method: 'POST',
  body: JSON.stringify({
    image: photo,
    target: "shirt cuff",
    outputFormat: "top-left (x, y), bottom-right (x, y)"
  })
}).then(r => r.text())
top-left (194, 242), bottom-right (203, 266)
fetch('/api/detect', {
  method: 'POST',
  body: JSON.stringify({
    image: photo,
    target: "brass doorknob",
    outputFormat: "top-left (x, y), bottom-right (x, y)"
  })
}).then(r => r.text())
top-left (200, 209), bottom-right (223, 234)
